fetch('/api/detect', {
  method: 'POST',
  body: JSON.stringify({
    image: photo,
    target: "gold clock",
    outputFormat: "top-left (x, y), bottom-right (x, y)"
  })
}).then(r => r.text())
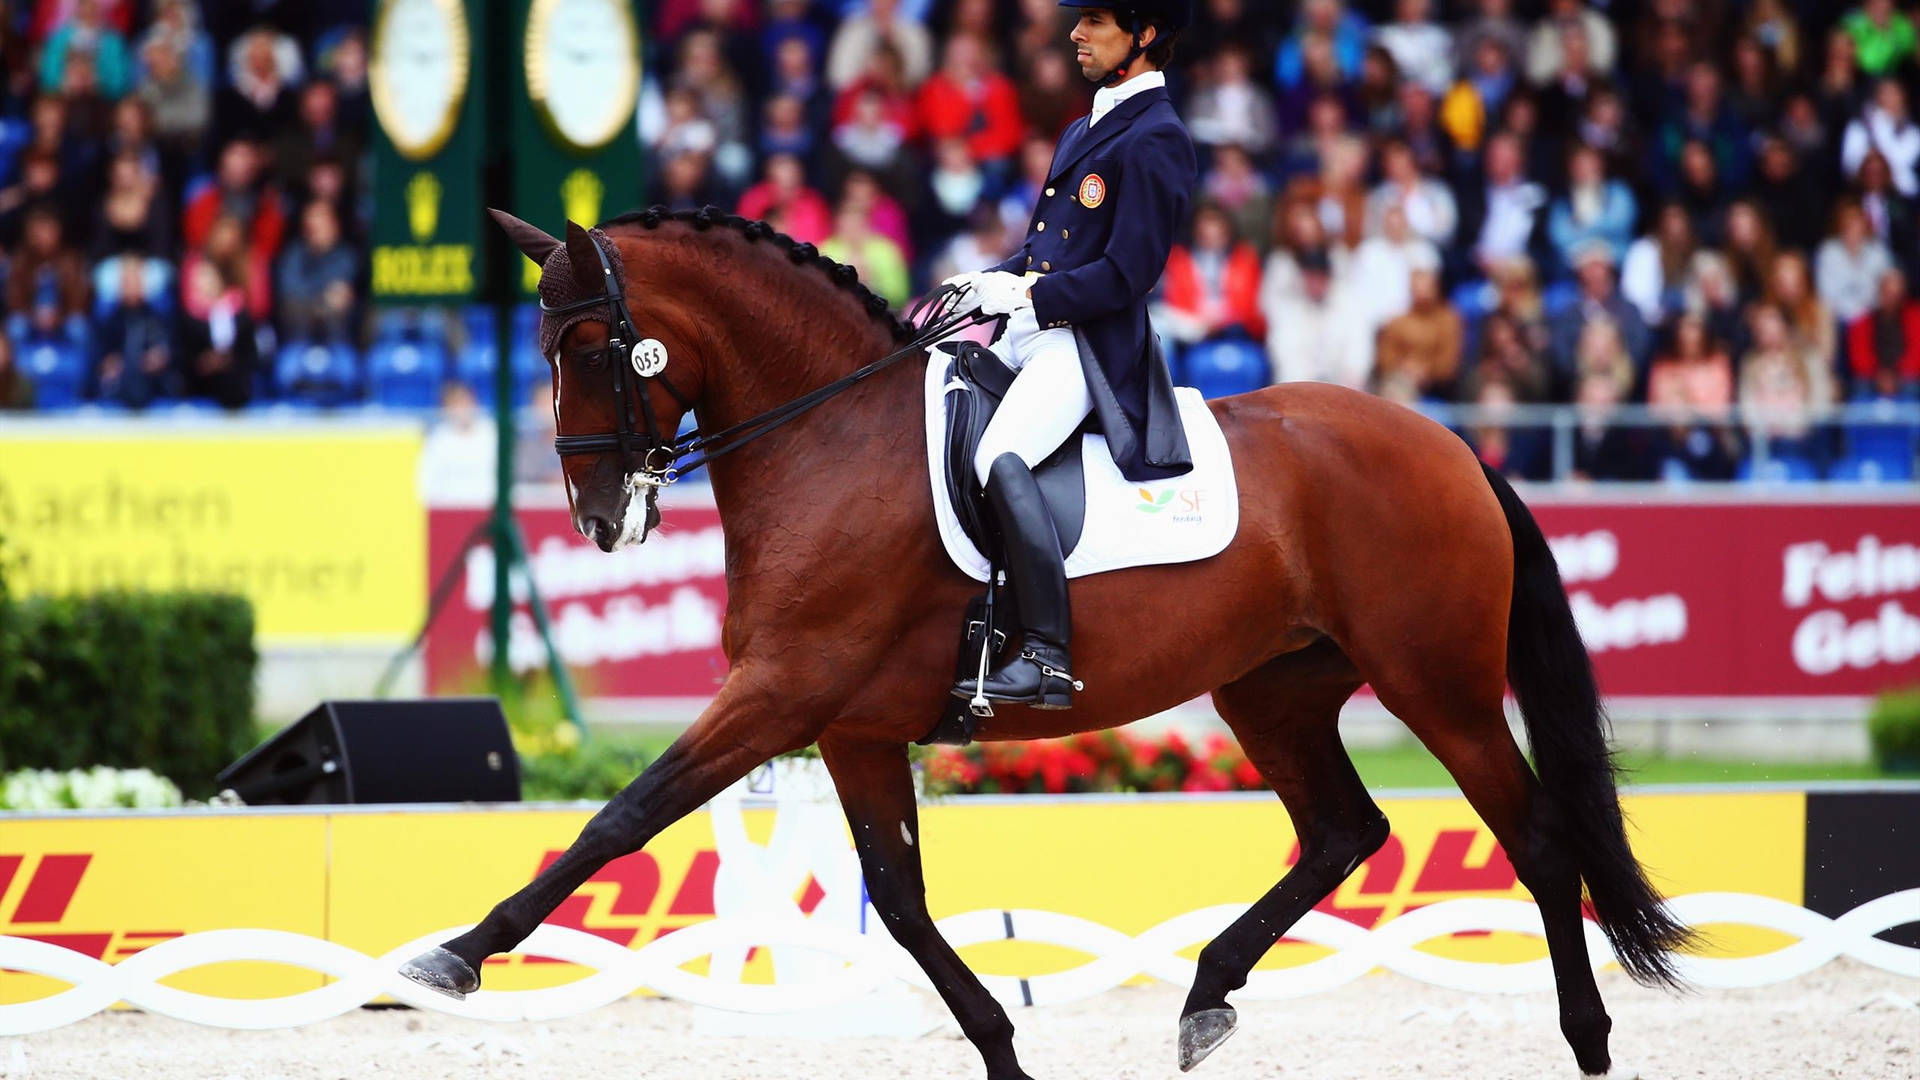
top-left (369, 0), bottom-right (472, 161)
top-left (526, 0), bottom-right (643, 153)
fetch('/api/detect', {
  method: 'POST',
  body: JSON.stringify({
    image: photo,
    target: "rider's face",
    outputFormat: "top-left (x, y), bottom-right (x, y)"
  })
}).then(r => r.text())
top-left (1071, 9), bottom-right (1141, 82)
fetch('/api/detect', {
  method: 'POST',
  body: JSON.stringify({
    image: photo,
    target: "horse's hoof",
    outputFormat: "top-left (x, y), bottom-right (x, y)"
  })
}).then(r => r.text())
top-left (398, 946), bottom-right (479, 1001)
top-left (1177, 1007), bottom-right (1238, 1072)
top-left (1582, 1063), bottom-right (1641, 1079)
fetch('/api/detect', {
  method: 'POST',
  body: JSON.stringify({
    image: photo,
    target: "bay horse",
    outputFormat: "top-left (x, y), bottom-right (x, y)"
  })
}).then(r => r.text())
top-left (401, 206), bottom-right (1693, 1079)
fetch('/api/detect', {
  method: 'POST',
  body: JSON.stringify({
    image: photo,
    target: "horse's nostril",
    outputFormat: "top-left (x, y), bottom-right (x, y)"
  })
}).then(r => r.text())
top-left (582, 515), bottom-right (617, 548)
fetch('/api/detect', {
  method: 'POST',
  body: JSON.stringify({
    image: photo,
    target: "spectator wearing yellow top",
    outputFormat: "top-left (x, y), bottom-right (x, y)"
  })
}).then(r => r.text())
top-left (821, 201), bottom-right (909, 308)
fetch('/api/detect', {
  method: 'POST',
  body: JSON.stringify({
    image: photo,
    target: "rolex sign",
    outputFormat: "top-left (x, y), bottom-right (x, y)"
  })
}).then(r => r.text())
top-left (368, 0), bottom-right (484, 302)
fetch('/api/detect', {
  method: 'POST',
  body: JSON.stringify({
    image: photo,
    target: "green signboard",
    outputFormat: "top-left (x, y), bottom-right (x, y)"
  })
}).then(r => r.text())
top-left (367, 0), bottom-right (486, 303)
top-left (508, 0), bottom-right (646, 296)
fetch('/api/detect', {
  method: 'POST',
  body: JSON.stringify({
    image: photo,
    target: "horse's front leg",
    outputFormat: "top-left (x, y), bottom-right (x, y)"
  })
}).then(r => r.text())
top-left (400, 679), bottom-right (812, 995)
top-left (819, 736), bottom-right (1033, 1080)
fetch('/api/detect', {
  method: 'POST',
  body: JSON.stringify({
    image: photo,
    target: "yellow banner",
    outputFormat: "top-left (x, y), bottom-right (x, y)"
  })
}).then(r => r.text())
top-left (918, 791), bottom-right (1804, 971)
top-left (0, 814), bottom-right (327, 1004)
top-left (0, 791), bottom-right (1809, 1005)
top-left (0, 426), bottom-right (424, 641)
top-left (327, 808), bottom-right (738, 991)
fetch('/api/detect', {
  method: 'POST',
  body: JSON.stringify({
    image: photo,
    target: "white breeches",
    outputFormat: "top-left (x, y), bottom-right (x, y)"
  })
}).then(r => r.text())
top-left (973, 307), bottom-right (1093, 484)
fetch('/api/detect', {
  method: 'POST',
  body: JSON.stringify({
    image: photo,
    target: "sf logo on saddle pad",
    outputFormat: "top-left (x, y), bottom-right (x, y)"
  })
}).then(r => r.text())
top-left (1136, 487), bottom-right (1204, 520)
top-left (1078, 173), bottom-right (1107, 209)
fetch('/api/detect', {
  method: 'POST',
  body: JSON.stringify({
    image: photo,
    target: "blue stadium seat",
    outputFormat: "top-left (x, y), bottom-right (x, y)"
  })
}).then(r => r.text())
top-left (1182, 339), bottom-right (1268, 400)
top-left (1541, 280), bottom-right (1580, 319)
top-left (1449, 280), bottom-right (1496, 322)
top-left (273, 340), bottom-right (361, 406)
top-left (1830, 450), bottom-right (1916, 483)
top-left (452, 304), bottom-right (551, 407)
top-left (366, 338), bottom-right (447, 409)
top-left (1845, 421), bottom-right (1918, 465)
top-left (456, 304), bottom-right (500, 401)
top-left (462, 303), bottom-right (547, 408)
top-left (511, 301), bottom-right (540, 341)
top-left (18, 338), bottom-right (86, 409)
top-left (1736, 455), bottom-right (1820, 483)
top-left (462, 304), bottom-right (496, 350)
top-left (90, 257), bottom-right (174, 316)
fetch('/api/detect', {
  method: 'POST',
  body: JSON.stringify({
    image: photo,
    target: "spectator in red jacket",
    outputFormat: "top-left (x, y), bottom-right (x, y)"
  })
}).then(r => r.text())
top-left (1846, 267), bottom-right (1920, 399)
top-left (1159, 202), bottom-right (1267, 346)
top-left (737, 152), bottom-right (832, 244)
top-left (182, 137), bottom-right (285, 263)
top-left (913, 33), bottom-right (1025, 168)
top-left (831, 40), bottom-right (918, 140)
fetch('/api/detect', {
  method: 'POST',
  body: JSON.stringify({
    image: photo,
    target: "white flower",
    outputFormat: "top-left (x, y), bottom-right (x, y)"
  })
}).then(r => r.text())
top-left (1, 766), bottom-right (184, 811)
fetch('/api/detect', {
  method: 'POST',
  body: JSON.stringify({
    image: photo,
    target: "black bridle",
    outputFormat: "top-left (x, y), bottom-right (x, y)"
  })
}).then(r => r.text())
top-left (543, 235), bottom-right (696, 478)
top-left (543, 232), bottom-right (993, 491)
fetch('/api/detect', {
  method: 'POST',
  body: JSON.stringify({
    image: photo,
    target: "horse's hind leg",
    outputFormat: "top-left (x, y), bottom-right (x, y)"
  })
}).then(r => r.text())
top-left (1364, 654), bottom-right (1622, 1077)
top-left (1398, 710), bottom-right (1623, 1077)
top-left (818, 736), bottom-right (1034, 1080)
top-left (1180, 641), bottom-right (1384, 1072)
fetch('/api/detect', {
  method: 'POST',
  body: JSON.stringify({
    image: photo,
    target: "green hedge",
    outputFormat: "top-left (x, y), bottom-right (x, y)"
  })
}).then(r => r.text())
top-left (0, 592), bottom-right (257, 798)
top-left (1868, 689), bottom-right (1920, 773)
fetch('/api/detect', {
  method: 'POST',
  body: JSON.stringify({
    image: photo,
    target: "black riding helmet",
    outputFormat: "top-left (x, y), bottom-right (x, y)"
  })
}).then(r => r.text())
top-left (1057, 0), bottom-right (1192, 86)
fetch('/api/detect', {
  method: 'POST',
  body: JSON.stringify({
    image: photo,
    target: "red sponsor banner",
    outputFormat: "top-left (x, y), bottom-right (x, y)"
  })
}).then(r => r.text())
top-left (1529, 498), bottom-right (1920, 698)
top-left (427, 493), bottom-right (1919, 703)
top-left (423, 492), bottom-right (729, 698)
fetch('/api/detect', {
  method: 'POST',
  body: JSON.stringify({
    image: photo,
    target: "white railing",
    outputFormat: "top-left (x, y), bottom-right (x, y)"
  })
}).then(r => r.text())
top-left (1408, 401), bottom-right (1920, 482)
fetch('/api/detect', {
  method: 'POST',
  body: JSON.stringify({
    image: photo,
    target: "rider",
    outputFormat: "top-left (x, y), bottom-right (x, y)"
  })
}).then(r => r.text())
top-left (946, 0), bottom-right (1197, 710)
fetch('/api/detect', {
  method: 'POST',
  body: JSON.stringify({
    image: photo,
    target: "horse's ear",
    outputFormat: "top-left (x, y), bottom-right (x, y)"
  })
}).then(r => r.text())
top-left (488, 208), bottom-right (561, 266)
top-left (564, 220), bottom-right (606, 293)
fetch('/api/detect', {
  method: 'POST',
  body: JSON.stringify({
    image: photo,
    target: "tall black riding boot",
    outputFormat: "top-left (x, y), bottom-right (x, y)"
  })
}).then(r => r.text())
top-left (953, 452), bottom-right (1081, 709)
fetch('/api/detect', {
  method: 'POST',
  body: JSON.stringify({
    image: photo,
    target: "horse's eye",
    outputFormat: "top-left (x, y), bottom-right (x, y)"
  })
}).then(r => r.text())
top-left (581, 349), bottom-right (608, 370)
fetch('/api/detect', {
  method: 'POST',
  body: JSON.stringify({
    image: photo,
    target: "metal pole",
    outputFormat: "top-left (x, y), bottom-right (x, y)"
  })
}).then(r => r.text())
top-left (506, 517), bottom-right (588, 739)
top-left (1551, 410), bottom-right (1574, 482)
top-left (484, 0), bottom-right (516, 702)
top-left (480, 0), bottom-right (581, 732)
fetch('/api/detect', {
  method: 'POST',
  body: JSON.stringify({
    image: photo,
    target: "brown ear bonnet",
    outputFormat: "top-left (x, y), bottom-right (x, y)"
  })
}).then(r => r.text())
top-left (486, 209), bottom-right (628, 358)
top-left (535, 225), bottom-right (627, 358)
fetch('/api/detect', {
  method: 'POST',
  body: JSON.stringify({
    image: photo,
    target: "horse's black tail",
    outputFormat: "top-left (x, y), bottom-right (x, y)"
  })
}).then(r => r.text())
top-left (1481, 463), bottom-right (1697, 988)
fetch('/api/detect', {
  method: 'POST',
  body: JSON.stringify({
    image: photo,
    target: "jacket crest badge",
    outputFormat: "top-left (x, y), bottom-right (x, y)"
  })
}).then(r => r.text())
top-left (1078, 173), bottom-right (1107, 209)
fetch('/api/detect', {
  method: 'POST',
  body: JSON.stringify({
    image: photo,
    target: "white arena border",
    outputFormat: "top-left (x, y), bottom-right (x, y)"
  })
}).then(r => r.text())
top-left (0, 889), bottom-right (1912, 1035)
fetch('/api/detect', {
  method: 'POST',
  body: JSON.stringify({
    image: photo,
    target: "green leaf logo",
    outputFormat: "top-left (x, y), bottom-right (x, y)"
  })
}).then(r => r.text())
top-left (1136, 487), bottom-right (1172, 513)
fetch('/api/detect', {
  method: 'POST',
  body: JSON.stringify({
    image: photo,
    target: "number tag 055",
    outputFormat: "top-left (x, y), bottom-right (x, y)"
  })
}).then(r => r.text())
top-left (631, 338), bottom-right (669, 377)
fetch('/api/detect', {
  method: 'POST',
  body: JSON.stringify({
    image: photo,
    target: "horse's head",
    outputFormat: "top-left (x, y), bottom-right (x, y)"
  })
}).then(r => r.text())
top-left (492, 209), bottom-right (702, 552)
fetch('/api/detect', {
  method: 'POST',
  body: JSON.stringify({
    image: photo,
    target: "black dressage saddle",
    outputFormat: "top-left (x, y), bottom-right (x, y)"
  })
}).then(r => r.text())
top-left (936, 339), bottom-right (1088, 558)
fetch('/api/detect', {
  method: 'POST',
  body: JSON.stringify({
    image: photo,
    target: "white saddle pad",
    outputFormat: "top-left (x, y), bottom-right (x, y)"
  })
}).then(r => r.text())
top-left (924, 355), bottom-right (1239, 583)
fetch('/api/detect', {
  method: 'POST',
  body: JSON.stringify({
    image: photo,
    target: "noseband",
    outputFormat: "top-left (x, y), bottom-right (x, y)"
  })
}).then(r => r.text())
top-left (541, 231), bottom-right (994, 492)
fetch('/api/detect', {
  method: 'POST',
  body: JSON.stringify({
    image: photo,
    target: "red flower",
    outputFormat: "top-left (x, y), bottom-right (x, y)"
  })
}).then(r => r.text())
top-left (1232, 758), bottom-right (1264, 788)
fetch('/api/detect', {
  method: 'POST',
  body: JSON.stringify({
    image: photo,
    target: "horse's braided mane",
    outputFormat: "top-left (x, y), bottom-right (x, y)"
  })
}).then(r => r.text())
top-left (603, 205), bottom-right (916, 342)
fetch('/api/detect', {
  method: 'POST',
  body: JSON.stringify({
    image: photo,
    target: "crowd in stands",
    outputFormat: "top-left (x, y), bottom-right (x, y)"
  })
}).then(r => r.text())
top-left (3, 0), bottom-right (1919, 483)
top-left (1, 0), bottom-right (365, 413)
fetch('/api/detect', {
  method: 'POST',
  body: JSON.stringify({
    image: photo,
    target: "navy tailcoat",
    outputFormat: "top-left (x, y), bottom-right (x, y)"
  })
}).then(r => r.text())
top-left (991, 84), bottom-right (1197, 482)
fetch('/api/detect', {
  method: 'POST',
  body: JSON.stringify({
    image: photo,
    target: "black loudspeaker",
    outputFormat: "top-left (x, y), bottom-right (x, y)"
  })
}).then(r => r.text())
top-left (217, 698), bottom-right (521, 805)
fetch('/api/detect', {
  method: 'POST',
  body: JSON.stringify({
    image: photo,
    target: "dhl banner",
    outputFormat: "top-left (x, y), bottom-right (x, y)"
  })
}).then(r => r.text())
top-left (0, 423), bottom-right (425, 643)
top-left (0, 784), bottom-right (1913, 1033)
top-left (0, 814), bottom-right (328, 1005)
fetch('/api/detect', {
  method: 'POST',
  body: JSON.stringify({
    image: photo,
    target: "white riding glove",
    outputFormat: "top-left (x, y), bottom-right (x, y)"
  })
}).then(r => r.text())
top-left (939, 271), bottom-right (985, 313)
top-left (972, 271), bottom-right (1034, 317)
